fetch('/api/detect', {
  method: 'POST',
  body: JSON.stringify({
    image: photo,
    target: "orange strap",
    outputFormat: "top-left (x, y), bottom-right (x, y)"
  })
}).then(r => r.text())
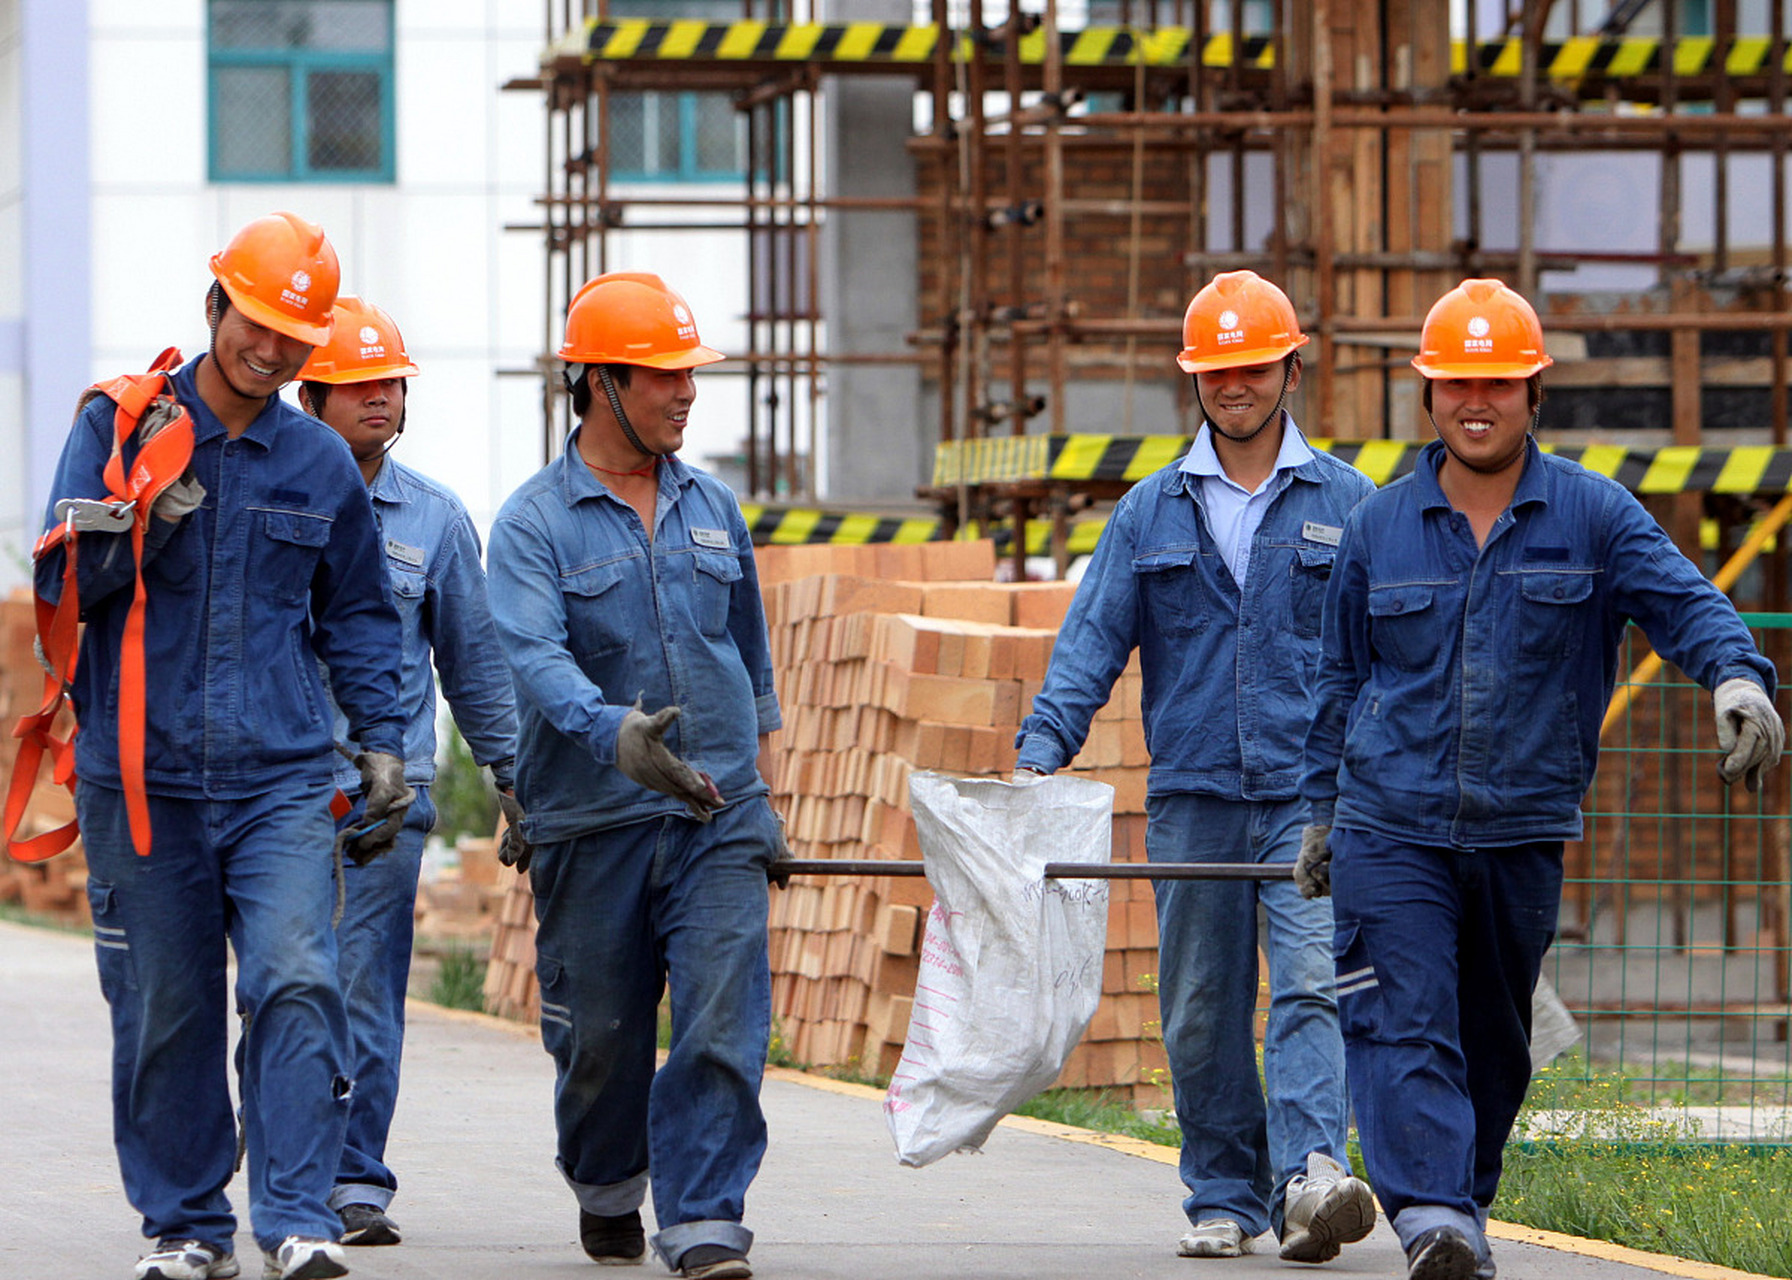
top-left (5, 348), bottom-right (190, 863)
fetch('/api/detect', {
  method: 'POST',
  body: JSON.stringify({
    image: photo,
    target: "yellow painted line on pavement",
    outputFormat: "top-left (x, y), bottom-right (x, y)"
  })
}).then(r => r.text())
top-left (1484, 1222), bottom-right (1780, 1280)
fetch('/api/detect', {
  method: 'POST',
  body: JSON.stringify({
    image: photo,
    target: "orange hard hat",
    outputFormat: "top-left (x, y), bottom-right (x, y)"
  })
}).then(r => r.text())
top-left (1177, 271), bottom-right (1310, 374)
top-left (558, 272), bottom-right (724, 369)
top-left (209, 212), bottom-right (340, 346)
top-left (298, 297), bottom-right (420, 384)
top-left (1412, 278), bottom-right (1553, 379)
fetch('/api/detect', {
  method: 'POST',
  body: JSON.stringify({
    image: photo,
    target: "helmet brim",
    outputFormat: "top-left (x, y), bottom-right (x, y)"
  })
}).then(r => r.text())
top-left (1176, 334), bottom-right (1308, 375)
top-left (216, 278), bottom-right (334, 347)
top-left (301, 361), bottom-right (421, 385)
top-left (1412, 355), bottom-right (1553, 379)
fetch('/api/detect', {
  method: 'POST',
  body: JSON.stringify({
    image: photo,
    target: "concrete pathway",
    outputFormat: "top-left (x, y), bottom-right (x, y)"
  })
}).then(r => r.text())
top-left (0, 919), bottom-right (1764, 1280)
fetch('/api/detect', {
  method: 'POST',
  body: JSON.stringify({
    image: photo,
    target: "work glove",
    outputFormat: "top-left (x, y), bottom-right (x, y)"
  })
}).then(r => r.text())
top-left (766, 809), bottom-right (794, 890)
top-left (497, 790), bottom-right (534, 873)
top-left (1714, 677), bottom-right (1785, 793)
top-left (615, 700), bottom-right (725, 822)
top-left (150, 474), bottom-right (206, 524)
top-left (1294, 824), bottom-right (1333, 900)
top-left (349, 750), bottom-right (414, 865)
top-left (138, 398), bottom-right (206, 523)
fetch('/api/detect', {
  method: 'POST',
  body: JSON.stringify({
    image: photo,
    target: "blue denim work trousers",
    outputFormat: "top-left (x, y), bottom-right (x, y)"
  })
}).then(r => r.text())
top-left (530, 798), bottom-right (777, 1269)
top-left (1329, 828), bottom-right (1563, 1258)
top-left (79, 780), bottom-right (350, 1253)
top-left (330, 786), bottom-right (436, 1210)
top-left (1145, 792), bottom-right (1349, 1239)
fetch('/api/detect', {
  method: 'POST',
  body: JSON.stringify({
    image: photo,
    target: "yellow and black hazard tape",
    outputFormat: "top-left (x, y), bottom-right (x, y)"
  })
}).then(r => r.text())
top-left (574, 19), bottom-right (1791, 79)
top-left (935, 436), bottom-right (1792, 495)
top-left (741, 503), bottom-right (943, 546)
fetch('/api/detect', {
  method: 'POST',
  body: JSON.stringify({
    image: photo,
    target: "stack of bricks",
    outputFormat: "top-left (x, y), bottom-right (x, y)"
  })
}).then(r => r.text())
top-left (0, 588), bottom-right (91, 927)
top-left (474, 538), bottom-right (1167, 1105)
top-left (757, 540), bottom-right (1166, 1104)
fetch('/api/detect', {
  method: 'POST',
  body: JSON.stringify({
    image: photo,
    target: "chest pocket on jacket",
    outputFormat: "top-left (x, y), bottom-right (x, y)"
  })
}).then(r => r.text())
top-left (1132, 547), bottom-right (1211, 636)
top-left (1367, 583), bottom-right (1439, 672)
top-left (252, 508), bottom-right (333, 605)
top-left (387, 565), bottom-right (426, 625)
top-left (1514, 569), bottom-right (1595, 661)
top-left (562, 559), bottom-right (629, 660)
top-left (693, 550), bottom-right (742, 637)
top-left (1289, 545), bottom-right (1336, 639)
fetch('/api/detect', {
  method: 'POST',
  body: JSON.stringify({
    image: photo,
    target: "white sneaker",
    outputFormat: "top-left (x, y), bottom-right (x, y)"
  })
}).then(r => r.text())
top-left (136, 1240), bottom-right (240, 1280)
top-left (1280, 1151), bottom-right (1377, 1263)
top-left (259, 1237), bottom-right (347, 1280)
top-left (1178, 1219), bottom-right (1255, 1258)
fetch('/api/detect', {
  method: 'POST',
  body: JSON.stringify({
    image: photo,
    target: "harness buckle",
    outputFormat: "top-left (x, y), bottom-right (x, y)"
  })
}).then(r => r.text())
top-left (53, 497), bottom-right (136, 534)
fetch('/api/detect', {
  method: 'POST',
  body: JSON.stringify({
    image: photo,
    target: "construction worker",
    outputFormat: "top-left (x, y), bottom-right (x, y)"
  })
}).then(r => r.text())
top-left (1298, 279), bottom-right (1785, 1280)
top-left (486, 272), bottom-right (782, 1280)
top-left (295, 297), bottom-right (521, 1249)
top-left (1015, 271), bottom-right (1377, 1263)
top-left (36, 214), bottom-right (411, 1280)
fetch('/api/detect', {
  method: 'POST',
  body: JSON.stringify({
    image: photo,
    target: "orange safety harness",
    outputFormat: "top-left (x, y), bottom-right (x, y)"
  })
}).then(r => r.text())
top-left (5, 348), bottom-right (195, 862)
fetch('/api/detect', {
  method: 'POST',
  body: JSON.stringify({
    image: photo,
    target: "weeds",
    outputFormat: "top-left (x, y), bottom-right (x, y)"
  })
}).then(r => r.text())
top-left (426, 945), bottom-right (488, 1011)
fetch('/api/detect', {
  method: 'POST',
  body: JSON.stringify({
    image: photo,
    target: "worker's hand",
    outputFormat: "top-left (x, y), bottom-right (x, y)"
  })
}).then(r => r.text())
top-left (496, 790), bottom-right (533, 873)
top-left (766, 809), bottom-right (794, 890)
top-left (151, 474), bottom-right (205, 524)
top-left (349, 750), bottom-right (414, 865)
top-left (1294, 824), bottom-right (1333, 899)
top-left (1714, 677), bottom-right (1785, 792)
top-left (1010, 767), bottom-right (1047, 785)
top-left (616, 702), bottom-right (725, 822)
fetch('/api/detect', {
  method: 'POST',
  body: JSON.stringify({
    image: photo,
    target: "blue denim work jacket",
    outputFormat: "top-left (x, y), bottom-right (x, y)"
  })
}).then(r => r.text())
top-left (36, 356), bottom-right (405, 799)
top-left (485, 430), bottom-right (782, 842)
top-left (1016, 427), bottom-right (1376, 799)
top-left (325, 457), bottom-right (517, 794)
top-left (1301, 438), bottom-right (1777, 846)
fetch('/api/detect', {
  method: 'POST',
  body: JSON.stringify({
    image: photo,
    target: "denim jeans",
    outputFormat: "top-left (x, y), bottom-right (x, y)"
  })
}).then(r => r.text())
top-left (79, 780), bottom-right (350, 1253)
top-left (530, 797), bottom-right (776, 1269)
top-left (1145, 793), bottom-right (1349, 1239)
top-left (1329, 828), bottom-right (1563, 1259)
top-left (330, 786), bottom-right (436, 1211)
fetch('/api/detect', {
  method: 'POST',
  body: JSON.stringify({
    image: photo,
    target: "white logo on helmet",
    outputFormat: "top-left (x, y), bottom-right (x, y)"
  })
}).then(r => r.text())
top-left (1463, 314), bottom-right (1495, 353)
top-left (1467, 316), bottom-right (1491, 338)
top-left (292, 270), bottom-right (311, 293)
top-left (1218, 310), bottom-right (1240, 330)
top-left (1215, 308), bottom-right (1246, 344)
top-left (360, 326), bottom-right (381, 345)
top-left (671, 301), bottom-right (698, 342)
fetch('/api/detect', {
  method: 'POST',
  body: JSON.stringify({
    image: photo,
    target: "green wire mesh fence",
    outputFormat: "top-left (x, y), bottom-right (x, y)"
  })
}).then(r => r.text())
top-left (1533, 615), bottom-right (1792, 1144)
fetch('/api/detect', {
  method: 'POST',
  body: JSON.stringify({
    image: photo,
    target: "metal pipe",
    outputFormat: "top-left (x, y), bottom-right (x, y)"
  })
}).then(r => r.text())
top-left (776, 859), bottom-right (1296, 881)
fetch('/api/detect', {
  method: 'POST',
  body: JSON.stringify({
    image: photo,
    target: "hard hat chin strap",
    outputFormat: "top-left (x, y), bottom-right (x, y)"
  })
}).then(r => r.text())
top-left (1198, 358), bottom-right (1294, 446)
top-left (596, 365), bottom-right (673, 458)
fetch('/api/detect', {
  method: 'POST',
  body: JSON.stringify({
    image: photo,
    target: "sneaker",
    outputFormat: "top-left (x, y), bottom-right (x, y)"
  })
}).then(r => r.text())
top-left (1279, 1151), bottom-right (1377, 1263)
top-left (336, 1204), bottom-right (400, 1248)
top-left (677, 1245), bottom-right (752, 1279)
top-left (1177, 1219), bottom-right (1255, 1258)
top-left (259, 1237), bottom-right (347, 1280)
top-left (1405, 1226), bottom-right (1480, 1280)
top-left (136, 1240), bottom-right (240, 1280)
top-left (579, 1209), bottom-right (646, 1266)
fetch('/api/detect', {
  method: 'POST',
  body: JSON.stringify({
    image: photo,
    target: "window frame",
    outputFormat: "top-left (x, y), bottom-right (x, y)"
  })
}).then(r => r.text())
top-left (206, 1), bottom-right (397, 184)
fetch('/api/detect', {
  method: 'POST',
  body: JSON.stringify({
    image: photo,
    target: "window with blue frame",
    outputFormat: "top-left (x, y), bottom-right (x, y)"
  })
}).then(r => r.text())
top-left (208, 0), bottom-right (395, 183)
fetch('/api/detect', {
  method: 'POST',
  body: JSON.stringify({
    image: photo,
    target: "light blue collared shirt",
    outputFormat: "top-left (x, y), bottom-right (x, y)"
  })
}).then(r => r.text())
top-left (1179, 414), bottom-right (1315, 585)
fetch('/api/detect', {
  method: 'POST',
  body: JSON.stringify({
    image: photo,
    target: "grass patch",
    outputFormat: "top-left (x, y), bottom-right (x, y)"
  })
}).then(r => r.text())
top-left (1495, 1142), bottom-right (1792, 1278)
top-left (426, 945), bottom-right (488, 1011)
top-left (0, 902), bottom-right (91, 936)
top-left (1013, 1087), bottom-right (1180, 1147)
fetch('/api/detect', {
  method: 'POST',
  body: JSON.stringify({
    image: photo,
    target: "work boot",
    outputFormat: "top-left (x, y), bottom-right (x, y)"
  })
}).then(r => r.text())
top-left (579, 1209), bottom-right (646, 1266)
top-left (259, 1237), bottom-right (347, 1280)
top-left (1279, 1151), bottom-right (1377, 1262)
top-left (1405, 1225), bottom-right (1480, 1280)
top-left (337, 1203), bottom-right (400, 1247)
top-left (135, 1239), bottom-right (240, 1280)
top-left (1177, 1219), bottom-right (1254, 1258)
top-left (676, 1244), bottom-right (752, 1279)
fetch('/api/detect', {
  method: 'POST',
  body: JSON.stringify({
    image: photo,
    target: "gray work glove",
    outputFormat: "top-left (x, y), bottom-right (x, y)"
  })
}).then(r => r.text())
top-left (1294, 824), bottom-right (1333, 899)
top-left (349, 750), bottom-right (415, 865)
top-left (1714, 677), bottom-right (1785, 793)
top-left (497, 790), bottom-right (533, 873)
top-left (615, 701), bottom-right (725, 822)
top-left (151, 474), bottom-right (205, 523)
top-left (766, 809), bottom-right (794, 890)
